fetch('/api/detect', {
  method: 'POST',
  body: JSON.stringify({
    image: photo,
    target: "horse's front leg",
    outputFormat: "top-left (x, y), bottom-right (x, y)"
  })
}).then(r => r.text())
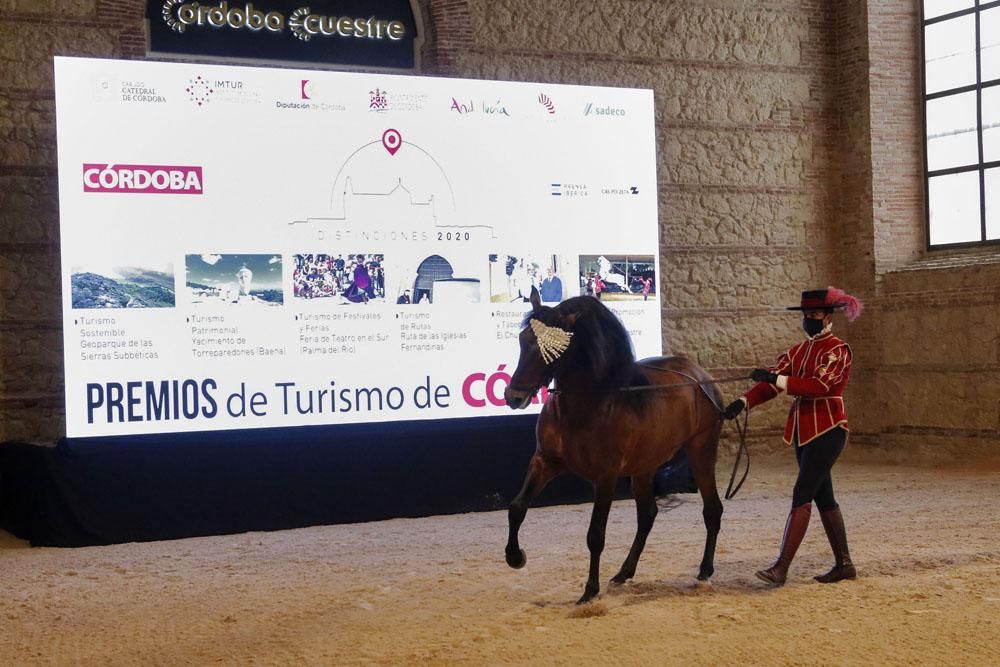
top-left (506, 454), bottom-right (558, 569)
top-left (611, 471), bottom-right (657, 586)
top-left (579, 476), bottom-right (616, 604)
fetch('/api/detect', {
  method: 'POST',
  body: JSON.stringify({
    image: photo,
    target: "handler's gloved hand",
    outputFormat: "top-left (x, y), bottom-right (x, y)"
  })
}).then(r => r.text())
top-left (750, 368), bottom-right (778, 384)
top-left (722, 399), bottom-right (745, 420)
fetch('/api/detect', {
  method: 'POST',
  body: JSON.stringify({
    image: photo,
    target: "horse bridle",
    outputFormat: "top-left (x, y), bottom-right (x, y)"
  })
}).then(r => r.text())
top-left (505, 319), bottom-right (570, 397)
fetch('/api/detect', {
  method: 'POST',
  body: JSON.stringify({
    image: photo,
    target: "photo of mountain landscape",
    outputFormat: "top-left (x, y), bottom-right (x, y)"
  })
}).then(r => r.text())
top-left (70, 266), bottom-right (175, 309)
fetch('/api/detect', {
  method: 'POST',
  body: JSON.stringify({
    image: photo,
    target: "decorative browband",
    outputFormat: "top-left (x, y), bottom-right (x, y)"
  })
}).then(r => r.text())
top-left (529, 319), bottom-right (573, 365)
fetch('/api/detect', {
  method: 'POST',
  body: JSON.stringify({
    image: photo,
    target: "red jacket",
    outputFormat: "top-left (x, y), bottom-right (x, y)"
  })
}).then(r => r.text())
top-left (743, 331), bottom-right (852, 446)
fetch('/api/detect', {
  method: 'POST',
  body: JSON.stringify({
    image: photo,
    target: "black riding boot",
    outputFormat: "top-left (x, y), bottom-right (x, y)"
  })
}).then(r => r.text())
top-left (814, 507), bottom-right (857, 583)
top-left (756, 503), bottom-right (811, 586)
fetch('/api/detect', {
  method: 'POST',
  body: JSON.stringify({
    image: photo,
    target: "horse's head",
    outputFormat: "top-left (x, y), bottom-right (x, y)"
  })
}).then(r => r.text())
top-left (504, 287), bottom-right (577, 410)
top-left (505, 287), bottom-right (638, 410)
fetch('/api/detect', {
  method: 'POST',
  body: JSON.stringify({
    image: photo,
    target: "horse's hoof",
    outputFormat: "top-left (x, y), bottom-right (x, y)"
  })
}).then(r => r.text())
top-left (576, 589), bottom-right (599, 605)
top-left (609, 572), bottom-right (632, 586)
top-left (697, 567), bottom-right (714, 581)
top-left (694, 579), bottom-right (712, 590)
top-left (506, 548), bottom-right (526, 569)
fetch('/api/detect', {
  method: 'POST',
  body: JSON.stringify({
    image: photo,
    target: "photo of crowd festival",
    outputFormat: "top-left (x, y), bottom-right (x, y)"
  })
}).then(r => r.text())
top-left (292, 253), bottom-right (385, 304)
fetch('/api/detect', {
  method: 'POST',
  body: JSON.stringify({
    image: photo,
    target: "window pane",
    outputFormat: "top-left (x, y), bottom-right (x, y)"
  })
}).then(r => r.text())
top-left (928, 171), bottom-right (982, 245)
top-left (925, 15), bottom-right (977, 94)
top-left (984, 86), bottom-right (1000, 162)
top-left (987, 168), bottom-right (1000, 240)
top-left (982, 8), bottom-right (1000, 82)
top-left (926, 91), bottom-right (979, 170)
top-left (924, 1), bottom-right (974, 21)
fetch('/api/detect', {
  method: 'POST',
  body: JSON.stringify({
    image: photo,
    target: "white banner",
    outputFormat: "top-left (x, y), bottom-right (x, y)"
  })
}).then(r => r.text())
top-left (55, 57), bottom-right (661, 437)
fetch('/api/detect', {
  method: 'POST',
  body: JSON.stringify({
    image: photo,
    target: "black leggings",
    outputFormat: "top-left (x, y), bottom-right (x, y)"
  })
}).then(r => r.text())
top-left (792, 427), bottom-right (846, 511)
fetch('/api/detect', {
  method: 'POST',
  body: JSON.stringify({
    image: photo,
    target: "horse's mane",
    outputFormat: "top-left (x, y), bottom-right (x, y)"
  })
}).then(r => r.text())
top-left (524, 296), bottom-right (639, 396)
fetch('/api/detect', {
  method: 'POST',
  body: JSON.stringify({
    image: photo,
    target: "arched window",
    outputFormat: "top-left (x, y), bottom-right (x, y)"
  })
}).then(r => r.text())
top-left (922, 0), bottom-right (1000, 247)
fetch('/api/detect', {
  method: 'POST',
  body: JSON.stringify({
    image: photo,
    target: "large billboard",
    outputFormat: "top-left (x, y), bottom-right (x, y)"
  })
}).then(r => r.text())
top-left (55, 57), bottom-right (660, 437)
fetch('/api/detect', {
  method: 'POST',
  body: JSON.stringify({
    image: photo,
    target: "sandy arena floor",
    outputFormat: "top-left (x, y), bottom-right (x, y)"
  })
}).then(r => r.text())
top-left (2, 457), bottom-right (999, 666)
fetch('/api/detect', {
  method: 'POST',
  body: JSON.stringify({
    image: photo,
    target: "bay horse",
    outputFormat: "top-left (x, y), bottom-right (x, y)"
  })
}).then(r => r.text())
top-left (503, 287), bottom-right (724, 604)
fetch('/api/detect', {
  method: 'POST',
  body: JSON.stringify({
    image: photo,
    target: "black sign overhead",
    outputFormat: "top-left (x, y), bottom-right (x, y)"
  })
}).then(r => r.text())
top-left (147, 1), bottom-right (421, 69)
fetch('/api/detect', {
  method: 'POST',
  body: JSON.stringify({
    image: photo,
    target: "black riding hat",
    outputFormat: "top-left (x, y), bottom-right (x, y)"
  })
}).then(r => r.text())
top-left (785, 286), bottom-right (864, 322)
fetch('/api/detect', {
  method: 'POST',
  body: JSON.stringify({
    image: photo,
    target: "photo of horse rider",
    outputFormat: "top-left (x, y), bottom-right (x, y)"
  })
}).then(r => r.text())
top-left (578, 254), bottom-right (655, 301)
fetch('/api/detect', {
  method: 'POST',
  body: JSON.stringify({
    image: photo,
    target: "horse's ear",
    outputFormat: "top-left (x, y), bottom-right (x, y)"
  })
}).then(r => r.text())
top-left (529, 286), bottom-right (541, 312)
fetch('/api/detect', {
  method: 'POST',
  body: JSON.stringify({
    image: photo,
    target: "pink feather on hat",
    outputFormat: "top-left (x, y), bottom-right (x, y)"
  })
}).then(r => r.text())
top-left (826, 286), bottom-right (863, 322)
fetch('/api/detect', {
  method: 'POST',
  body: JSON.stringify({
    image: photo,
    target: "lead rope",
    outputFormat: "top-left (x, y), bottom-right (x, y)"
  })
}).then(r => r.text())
top-left (724, 407), bottom-right (750, 500)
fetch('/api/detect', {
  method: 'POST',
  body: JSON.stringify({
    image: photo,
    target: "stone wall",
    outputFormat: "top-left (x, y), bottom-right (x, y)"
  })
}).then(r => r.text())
top-left (444, 0), bottom-right (841, 451)
top-left (0, 0), bottom-right (996, 458)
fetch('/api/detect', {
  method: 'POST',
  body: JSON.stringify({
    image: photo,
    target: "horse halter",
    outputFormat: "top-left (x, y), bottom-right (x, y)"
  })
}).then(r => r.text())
top-left (529, 318), bottom-right (573, 365)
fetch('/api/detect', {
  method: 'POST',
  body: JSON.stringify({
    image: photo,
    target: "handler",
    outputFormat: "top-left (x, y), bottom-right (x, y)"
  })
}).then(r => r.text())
top-left (723, 287), bottom-right (863, 586)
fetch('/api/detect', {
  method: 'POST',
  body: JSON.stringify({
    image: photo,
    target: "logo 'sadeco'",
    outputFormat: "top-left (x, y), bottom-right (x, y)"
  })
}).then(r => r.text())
top-left (584, 102), bottom-right (626, 117)
top-left (83, 164), bottom-right (204, 194)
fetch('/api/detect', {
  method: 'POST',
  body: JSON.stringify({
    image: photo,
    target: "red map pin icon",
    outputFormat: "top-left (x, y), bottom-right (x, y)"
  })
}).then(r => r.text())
top-left (382, 128), bottom-right (402, 156)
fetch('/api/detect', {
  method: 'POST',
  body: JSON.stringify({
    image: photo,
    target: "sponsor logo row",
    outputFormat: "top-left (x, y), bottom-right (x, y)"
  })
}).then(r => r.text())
top-left (80, 163), bottom-right (638, 198)
top-left (99, 76), bottom-right (630, 118)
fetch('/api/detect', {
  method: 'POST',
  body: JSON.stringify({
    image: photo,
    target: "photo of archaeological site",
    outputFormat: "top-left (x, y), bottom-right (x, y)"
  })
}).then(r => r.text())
top-left (185, 254), bottom-right (283, 308)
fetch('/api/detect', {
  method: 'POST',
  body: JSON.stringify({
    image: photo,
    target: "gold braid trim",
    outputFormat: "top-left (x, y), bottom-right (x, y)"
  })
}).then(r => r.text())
top-left (529, 319), bottom-right (573, 365)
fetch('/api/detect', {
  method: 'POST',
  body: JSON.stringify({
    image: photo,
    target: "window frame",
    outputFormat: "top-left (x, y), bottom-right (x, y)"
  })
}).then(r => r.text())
top-left (922, 0), bottom-right (1000, 249)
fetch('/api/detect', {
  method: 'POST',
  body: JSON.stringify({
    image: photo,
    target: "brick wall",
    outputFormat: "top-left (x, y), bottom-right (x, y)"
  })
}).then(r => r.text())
top-left (860, 1), bottom-right (1000, 458)
top-left (0, 0), bottom-right (996, 457)
top-left (1, 0), bottom-right (111, 441)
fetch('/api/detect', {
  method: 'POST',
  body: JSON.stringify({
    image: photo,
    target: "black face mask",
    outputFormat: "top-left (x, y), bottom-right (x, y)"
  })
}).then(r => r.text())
top-left (802, 317), bottom-right (825, 337)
